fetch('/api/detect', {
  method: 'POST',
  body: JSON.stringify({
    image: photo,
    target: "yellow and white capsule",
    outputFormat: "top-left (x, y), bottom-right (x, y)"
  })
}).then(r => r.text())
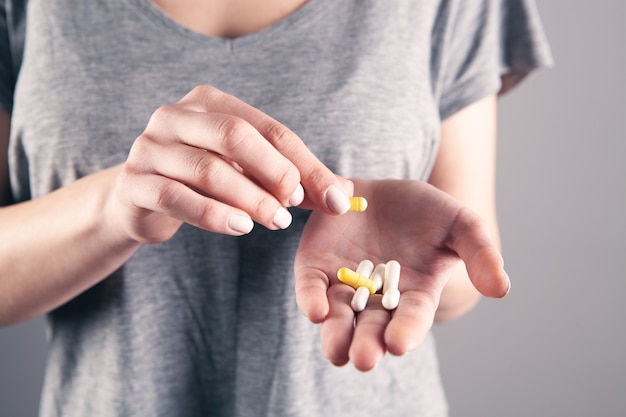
top-left (337, 267), bottom-right (377, 294)
top-left (348, 196), bottom-right (368, 212)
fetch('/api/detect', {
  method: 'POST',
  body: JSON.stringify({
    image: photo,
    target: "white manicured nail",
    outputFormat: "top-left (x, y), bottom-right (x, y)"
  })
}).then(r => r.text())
top-left (289, 184), bottom-right (305, 207)
top-left (273, 207), bottom-right (293, 230)
top-left (325, 185), bottom-right (350, 215)
top-left (228, 214), bottom-right (254, 235)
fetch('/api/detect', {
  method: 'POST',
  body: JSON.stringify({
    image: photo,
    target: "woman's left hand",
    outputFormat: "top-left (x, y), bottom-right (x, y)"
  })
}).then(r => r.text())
top-left (294, 179), bottom-right (509, 371)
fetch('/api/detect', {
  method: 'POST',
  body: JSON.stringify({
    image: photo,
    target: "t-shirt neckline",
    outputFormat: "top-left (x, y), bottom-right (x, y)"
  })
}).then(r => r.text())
top-left (130, 0), bottom-right (325, 46)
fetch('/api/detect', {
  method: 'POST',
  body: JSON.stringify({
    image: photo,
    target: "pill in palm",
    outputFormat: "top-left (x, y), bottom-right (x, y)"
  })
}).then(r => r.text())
top-left (356, 259), bottom-right (374, 278)
top-left (383, 260), bottom-right (401, 294)
top-left (351, 286), bottom-right (371, 312)
top-left (348, 196), bottom-right (368, 212)
top-left (337, 267), bottom-right (377, 294)
top-left (370, 263), bottom-right (386, 292)
top-left (382, 288), bottom-right (401, 310)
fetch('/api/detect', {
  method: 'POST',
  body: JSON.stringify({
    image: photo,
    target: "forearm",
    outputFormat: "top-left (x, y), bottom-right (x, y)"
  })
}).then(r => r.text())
top-left (0, 165), bottom-right (141, 326)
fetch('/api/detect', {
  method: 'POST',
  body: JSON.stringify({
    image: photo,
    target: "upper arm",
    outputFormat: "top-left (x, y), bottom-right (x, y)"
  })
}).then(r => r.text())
top-left (429, 93), bottom-right (499, 242)
top-left (0, 107), bottom-right (12, 206)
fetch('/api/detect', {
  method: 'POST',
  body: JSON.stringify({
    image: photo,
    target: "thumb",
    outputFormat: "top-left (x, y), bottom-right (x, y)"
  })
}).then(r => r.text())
top-left (447, 208), bottom-right (511, 298)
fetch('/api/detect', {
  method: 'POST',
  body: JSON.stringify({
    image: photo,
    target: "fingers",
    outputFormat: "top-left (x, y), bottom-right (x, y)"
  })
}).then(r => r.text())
top-left (384, 290), bottom-right (438, 356)
top-left (126, 84), bottom-right (352, 239)
top-left (349, 295), bottom-right (388, 371)
top-left (119, 166), bottom-right (254, 240)
top-left (143, 104), bottom-right (303, 210)
top-left (178, 85), bottom-right (352, 214)
top-left (447, 208), bottom-right (511, 298)
top-left (129, 133), bottom-right (294, 231)
top-left (294, 264), bottom-right (330, 324)
top-left (320, 290), bottom-right (434, 371)
top-left (320, 285), bottom-right (355, 366)
top-left (320, 286), bottom-right (397, 372)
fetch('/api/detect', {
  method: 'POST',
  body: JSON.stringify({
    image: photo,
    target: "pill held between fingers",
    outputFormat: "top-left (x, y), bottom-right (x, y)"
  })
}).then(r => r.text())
top-left (382, 288), bottom-right (400, 310)
top-left (337, 267), bottom-right (377, 294)
top-left (355, 259), bottom-right (374, 278)
top-left (370, 263), bottom-right (386, 292)
top-left (351, 286), bottom-right (371, 312)
top-left (348, 196), bottom-right (368, 212)
top-left (383, 260), bottom-right (401, 294)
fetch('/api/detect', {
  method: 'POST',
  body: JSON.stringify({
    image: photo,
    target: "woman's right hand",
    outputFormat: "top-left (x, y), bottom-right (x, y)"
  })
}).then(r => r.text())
top-left (111, 85), bottom-right (353, 243)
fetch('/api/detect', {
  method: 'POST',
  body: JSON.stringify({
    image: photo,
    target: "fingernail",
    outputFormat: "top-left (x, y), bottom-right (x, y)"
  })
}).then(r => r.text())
top-left (273, 207), bottom-right (293, 230)
top-left (228, 214), bottom-right (254, 235)
top-left (325, 185), bottom-right (351, 215)
top-left (503, 270), bottom-right (511, 297)
top-left (288, 183), bottom-right (305, 207)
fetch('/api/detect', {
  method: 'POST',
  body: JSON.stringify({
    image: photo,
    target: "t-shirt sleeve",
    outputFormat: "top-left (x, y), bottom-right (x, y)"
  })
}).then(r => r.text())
top-left (0, 0), bottom-right (27, 113)
top-left (0, 1), bottom-right (14, 112)
top-left (434, 0), bottom-right (554, 120)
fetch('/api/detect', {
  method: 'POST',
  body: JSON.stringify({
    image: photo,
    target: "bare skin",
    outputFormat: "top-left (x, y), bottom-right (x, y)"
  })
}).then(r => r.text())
top-left (151, 0), bottom-right (309, 38)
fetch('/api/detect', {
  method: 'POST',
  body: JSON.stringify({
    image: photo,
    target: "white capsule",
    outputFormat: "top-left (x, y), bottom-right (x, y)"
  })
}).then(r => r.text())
top-left (351, 286), bottom-right (371, 312)
top-left (382, 288), bottom-right (401, 310)
top-left (355, 259), bottom-right (375, 278)
top-left (383, 260), bottom-right (401, 294)
top-left (370, 263), bottom-right (386, 292)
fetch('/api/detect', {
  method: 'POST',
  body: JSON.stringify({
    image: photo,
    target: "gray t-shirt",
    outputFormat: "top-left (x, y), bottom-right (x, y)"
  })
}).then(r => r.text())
top-left (0, 0), bottom-right (552, 416)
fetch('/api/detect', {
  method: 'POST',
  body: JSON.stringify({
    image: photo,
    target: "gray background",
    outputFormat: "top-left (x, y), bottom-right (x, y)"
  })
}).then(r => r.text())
top-left (1, 1), bottom-right (624, 416)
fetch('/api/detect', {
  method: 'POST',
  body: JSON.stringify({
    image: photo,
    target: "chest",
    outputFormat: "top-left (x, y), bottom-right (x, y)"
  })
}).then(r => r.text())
top-left (11, 0), bottom-right (442, 199)
top-left (150, 0), bottom-right (310, 38)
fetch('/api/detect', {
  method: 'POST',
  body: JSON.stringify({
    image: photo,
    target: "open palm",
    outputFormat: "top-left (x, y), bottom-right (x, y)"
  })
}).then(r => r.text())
top-left (294, 179), bottom-right (509, 371)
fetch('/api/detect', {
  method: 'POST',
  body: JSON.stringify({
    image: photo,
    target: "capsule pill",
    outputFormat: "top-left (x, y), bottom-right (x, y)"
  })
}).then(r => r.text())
top-left (337, 267), bottom-right (377, 294)
top-left (370, 263), bottom-right (386, 292)
top-left (382, 288), bottom-right (401, 310)
top-left (383, 260), bottom-right (401, 295)
top-left (351, 286), bottom-right (371, 312)
top-left (355, 259), bottom-right (374, 278)
top-left (348, 196), bottom-right (368, 212)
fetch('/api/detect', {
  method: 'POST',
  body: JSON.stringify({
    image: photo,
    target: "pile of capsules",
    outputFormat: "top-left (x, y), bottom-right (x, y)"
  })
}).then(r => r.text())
top-left (337, 259), bottom-right (402, 312)
top-left (338, 196), bottom-right (402, 312)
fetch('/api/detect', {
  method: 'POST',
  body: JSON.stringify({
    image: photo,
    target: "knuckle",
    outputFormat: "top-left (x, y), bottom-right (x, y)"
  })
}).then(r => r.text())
top-left (192, 84), bottom-right (220, 98)
top-left (152, 181), bottom-right (181, 212)
top-left (217, 117), bottom-right (252, 153)
top-left (149, 104), bottom-right (176, 125)
top-left (451, 207), bottom-right (485, 241)
top-left (126, 133), bottom-right (156, 173)
top-left (273, 164), bottom-right (300, 196)
top-left (265, 123), bottom-right (295, 151)
top-left (302, 166), bottom-right (327, 197)
top-left (251, 194), bottom-right (278, 223)
top-left (189, 154), bottom-right (224, 184)
top-left (197, 201), bottom-right (220, 229)
top-left (189, 84), bottom-right (224, 106)
top-left (130, 132), bottom-right (153, 154)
